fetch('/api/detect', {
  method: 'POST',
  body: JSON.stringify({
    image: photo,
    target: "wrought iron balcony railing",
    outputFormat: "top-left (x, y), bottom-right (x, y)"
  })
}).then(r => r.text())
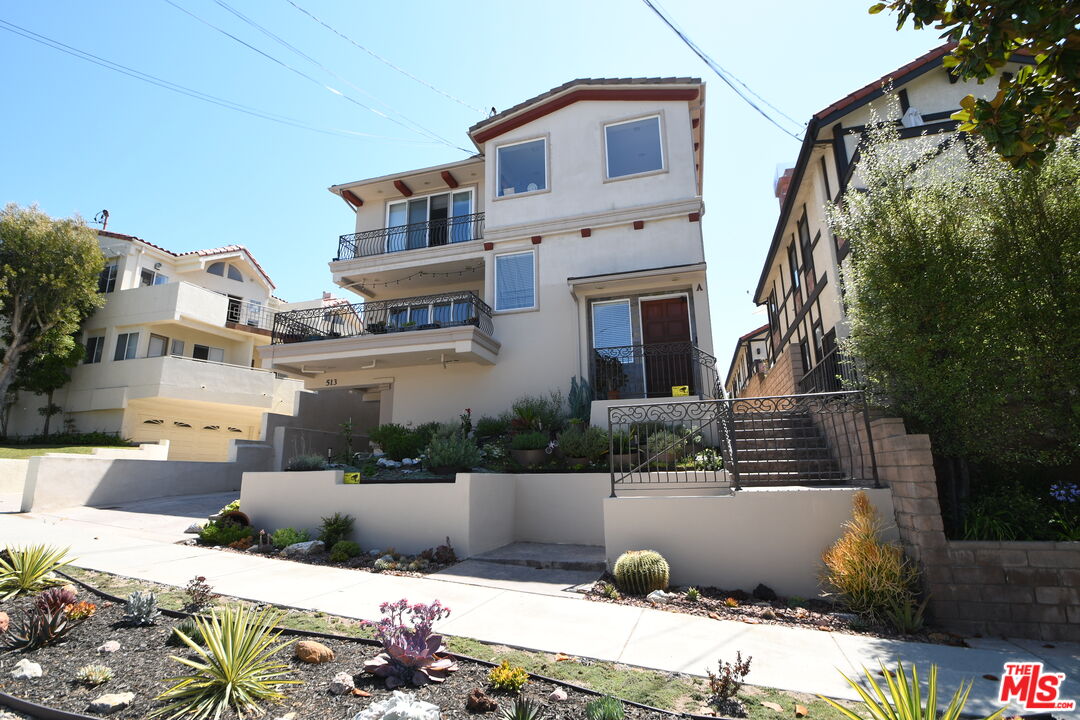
top-left (336, 212), bottom-right (485, 261)
top-left (271, 290), bottom-right (493, 345)
top-left (798, 347), bottom-right (860, 394)
top-left (225, 298), bottom-right (275, 332)
top-left (591, 342), bottom-right (720, 400)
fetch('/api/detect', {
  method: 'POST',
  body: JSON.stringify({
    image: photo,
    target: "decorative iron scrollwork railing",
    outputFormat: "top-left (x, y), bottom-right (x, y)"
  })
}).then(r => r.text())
top-left (336, 212), bottom-right (485, 260)
top-left (607, 390), bottom-right (879, 496)
top-left (591, 342), bottom-right (720, 401)
top-left (271, 290), bottom-right (493, 344)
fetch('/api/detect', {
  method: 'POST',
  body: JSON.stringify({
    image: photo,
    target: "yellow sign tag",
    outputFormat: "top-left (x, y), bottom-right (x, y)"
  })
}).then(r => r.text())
top-left (343, 472), bottom-right (363, 485)
top-left (672, 385), bottom-right (689, 396)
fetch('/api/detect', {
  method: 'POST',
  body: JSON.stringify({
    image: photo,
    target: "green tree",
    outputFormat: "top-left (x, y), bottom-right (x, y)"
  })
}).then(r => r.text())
top-left (18, 337), bottom-right (85, 439)
top-left (828, 121), bottom-right (1079, 466)
top-left (871, 0), bottom-right (1080, 167)
top-left (0, 204), bottom-right (105, 405)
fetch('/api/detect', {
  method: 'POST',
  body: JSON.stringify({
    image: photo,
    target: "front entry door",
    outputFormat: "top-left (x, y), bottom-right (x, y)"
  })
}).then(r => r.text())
top-left (640, 296), bottom-right (693, 397)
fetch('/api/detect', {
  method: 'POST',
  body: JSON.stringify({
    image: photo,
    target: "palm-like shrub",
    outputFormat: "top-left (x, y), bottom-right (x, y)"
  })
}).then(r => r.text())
top-left (821, 661), bottom-right (1005, 720)
top-left (0, 544), bottom-right (72, 600)
top-left (820, 492), bottom-right (919, 620)
top-left (152, 605), bottom-right (298, 719)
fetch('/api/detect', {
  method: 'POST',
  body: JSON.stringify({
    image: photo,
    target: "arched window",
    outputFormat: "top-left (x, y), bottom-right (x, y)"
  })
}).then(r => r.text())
top-left (227, 265), bottom-right (243, 281)
top-left (207, 262), bottom-right (225, 276)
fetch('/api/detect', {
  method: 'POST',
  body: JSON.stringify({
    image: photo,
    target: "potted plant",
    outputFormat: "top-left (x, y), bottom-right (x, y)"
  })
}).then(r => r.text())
top-left (510, 431), bottom-right (549, 468)
top-left (594, 351), bottom-right (628, 400)
top-left (366, 321), bottom-right (387, 334)
top-left (557, 426), bottom-right (608, 467)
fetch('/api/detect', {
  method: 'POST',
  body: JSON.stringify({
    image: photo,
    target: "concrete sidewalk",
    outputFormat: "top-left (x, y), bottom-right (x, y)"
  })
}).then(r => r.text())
top-left (2, 498), bottom-right (1077, 717)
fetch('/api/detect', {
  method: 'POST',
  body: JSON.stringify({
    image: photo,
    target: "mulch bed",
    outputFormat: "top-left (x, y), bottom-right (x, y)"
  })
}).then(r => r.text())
top-left (1, 594), bottom-right (679, 720)
top-left (194, 541), bottom-right (458, 579)
top-left (584, 576), bottom-right (968, 647)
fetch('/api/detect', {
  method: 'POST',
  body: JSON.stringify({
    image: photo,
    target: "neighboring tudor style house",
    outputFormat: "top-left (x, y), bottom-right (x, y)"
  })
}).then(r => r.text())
top-left (725, 44), bottom-right (1033, 399)
top-left (260, 78), bottom-right (717, 426)
top-left (4, 230), bottom-right (312, 461)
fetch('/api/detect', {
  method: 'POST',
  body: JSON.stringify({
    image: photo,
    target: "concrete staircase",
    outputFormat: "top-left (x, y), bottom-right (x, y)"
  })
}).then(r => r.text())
top-left (730, 412), bottom-right (847, 484)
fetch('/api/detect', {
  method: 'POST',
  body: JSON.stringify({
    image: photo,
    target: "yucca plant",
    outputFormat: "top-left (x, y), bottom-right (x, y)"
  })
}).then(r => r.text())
top-left (151, 604), bottom-right (299, 719)
top-left (820, 661), bottom-right (1006, 720)
top-left (0, 544), bottom-right (72, 599)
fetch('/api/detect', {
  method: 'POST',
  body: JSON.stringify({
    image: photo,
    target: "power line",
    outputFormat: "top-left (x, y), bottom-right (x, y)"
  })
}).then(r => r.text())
top-left (282, 0), bottom-right (486, 116)
top-left (208, 0), bottom-right (464, 150)
top-left (641, 0), bottom-right (804, 141)
top-left (0, 18), bottom-right (437, 144)
top-left (161, 0), bottom-right (471, 153)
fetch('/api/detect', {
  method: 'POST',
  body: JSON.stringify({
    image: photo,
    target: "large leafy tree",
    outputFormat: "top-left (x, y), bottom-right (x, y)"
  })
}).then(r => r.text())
top-left (871, 0), bottom-right (1080, 167)
top-left (829, 124), bottom-right (1079, 466)
top-left (0, 204), bottom-right (104, 406)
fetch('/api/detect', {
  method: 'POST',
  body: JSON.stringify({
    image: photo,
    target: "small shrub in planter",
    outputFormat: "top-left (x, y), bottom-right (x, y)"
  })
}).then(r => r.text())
top-left (643, 429), bottom-right (688, 466)
top-left (198, 519), bottom-right (254, 547)
top-left (510, 391), bottom-right (565, 433)
top-left (285, 454), bottom-right (328, 471)
top-left (707, 652), bottom-right (751, 715)
top-left (329, 541), bottom-right (362, 563)
top-left (510, 430), bottom-right (550, 468)
top-left (270, 527), bottom-right (311, 550)
top-left (425, 433), bottom-right (482, 473)
top-left (557, 426), bottom-right (608, 464)
top-left (474, 415), bottom-right (510, 439)
top-left (488, 659), bottom-right (529, 693)
top-left (319, 512), bottom-right (355, 547)
top-left (369, 422), bottom-right (439, 461)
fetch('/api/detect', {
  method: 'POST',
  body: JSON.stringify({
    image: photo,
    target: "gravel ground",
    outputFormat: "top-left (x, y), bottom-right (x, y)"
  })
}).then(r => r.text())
top-left (1, 594), bottom-right (679, 720)
top-left (585, 576), bottom-right (967, 646)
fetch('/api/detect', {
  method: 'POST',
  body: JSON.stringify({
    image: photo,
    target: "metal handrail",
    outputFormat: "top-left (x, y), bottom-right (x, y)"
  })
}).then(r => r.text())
top-left (591, 342), bottom-right (720, 400)
top-left (337, 212), bottom-right (485, 260)
top-left (271, 290), bottom-right (493, 344)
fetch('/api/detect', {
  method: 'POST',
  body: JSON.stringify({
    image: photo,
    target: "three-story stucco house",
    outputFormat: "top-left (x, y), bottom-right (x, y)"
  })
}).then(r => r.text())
top-left (4, 229), bottom-right (311, 460)
top-left (260, 77), bottom-right (717, 426)
top-left (729, 44), bottom-right (1033, 399)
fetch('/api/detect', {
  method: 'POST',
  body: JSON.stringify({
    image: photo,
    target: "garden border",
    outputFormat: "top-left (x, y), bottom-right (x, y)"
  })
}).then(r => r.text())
top-left (7, 570), bottom-right (730, 720)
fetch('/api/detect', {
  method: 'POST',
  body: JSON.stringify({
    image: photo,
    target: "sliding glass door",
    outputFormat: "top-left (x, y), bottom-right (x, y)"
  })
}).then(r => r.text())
top-left (385, 189), bottom-right (474, 253)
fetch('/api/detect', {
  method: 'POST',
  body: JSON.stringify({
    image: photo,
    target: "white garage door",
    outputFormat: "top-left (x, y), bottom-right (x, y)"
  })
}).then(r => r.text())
top-left (132, 416), bottom-right (253, 462)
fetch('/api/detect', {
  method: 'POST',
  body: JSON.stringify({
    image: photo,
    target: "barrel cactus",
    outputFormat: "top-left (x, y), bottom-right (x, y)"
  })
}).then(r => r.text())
top-left (613, 550), bottom-right (670, 595)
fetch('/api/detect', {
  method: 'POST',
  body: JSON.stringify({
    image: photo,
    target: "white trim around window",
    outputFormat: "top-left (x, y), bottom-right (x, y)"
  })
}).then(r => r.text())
top-left (494, 136), bottom-right (550, 199)
top-left (493, 249), bottom-right (537, 312)
top-left (603, 113), bottom-right (667, 181)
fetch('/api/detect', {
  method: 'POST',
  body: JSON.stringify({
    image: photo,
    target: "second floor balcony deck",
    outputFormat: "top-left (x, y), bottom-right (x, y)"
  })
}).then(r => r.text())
top-left (336, 212), bottom-right (485, 261)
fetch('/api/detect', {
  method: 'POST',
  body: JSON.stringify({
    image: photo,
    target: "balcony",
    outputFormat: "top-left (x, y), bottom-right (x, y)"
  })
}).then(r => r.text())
top-left (591, 343), bottom-right (720, 400)
top-left (336, 212), bottom-right (484, 261)
top-left (224, 297), bottom-right (275, 337)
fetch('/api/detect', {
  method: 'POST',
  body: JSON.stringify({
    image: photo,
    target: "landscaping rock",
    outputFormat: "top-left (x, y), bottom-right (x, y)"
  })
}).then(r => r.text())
top-left (713, 698), bottom-right (747, 718)
top-left (353, 690), bottom-right (440, 720)
top-left (761, 608), bottom-right (778, 620)
top-left (0, 611), bottom-right (8, 633)
top-left (329, 671), bottom-right (355, 695)
top-left (547, 688), bottom-right (568, 702)
top-left (646, 590), bottom-right (677, 604)
top-left (88, 692), bottom-right (135, 714)
top-left (752, 583), bottom-right (777, 601)
top-left (369, 548), bottom-right (382, 557)
top-left (282, 540), bottom-right (325, 557)
top-left (97, 640), bottom-right (121, 653)
top-left (296, 640), bottom-right (335, 663)
top-left (12, 659), bottom-right (42, 680)
top-left (835, 612), bottom-right (859, 623)
top-left (61, 583), bottom-right (79, 596)
top-left (465, 687), bottom-right (498, 712)
top-left (185, 521), bottom-right (205, 534)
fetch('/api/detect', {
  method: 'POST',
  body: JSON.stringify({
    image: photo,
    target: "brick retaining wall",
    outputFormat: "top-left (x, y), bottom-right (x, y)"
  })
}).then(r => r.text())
top-left (875, 417), bottom-right (1080, 642)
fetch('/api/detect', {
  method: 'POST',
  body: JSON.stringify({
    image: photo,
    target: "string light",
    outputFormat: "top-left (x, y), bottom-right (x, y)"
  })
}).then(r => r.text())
top-left (348, 264), bottom-right (484, 291)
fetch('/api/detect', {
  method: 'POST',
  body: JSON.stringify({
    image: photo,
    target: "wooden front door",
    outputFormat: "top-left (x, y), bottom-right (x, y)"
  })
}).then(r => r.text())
top-left (640, 296), bottom-right (693, 397)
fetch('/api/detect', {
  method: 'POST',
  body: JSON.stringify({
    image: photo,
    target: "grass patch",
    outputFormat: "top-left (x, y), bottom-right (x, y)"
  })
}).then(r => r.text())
top-left (0, 445), bottom-right (116, 459)
top-left (741, 685), bottom-right (858, 720)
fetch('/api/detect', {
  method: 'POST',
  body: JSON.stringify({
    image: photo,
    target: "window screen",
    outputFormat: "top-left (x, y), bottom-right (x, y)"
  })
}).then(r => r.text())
top-left (605, 116), bottom-right (662, 178)
top-left (592, 301), bottom-right (632, 350)
top-left (495, 252), bottom-right (535, 310)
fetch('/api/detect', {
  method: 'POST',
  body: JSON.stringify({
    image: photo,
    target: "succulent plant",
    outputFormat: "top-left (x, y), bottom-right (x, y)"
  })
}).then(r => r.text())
top-left (123, 590), bottom-right (160, 626)
top-left (362, 599), bottom-right (458, 688)
top-left (76, 664), bottom-right (113, 686)
top-left (169, 617), bottom-right (206, 646)
top-left (488, 659), bottom-right (529, 693)
top-left (586, 696), bottom-right (625, 720)
top-left (613, 550), bottom-right (670, 595)
top-left (3, 590), bottom-right (89, 651)
top-left (685, 587), bottom-right (701, 602)
top-left (500, 697), bottom-right (544, 720)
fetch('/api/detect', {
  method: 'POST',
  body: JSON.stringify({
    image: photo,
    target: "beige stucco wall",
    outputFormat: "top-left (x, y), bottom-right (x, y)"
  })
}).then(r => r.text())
top-left (603, 487), bottom-right (897, 597)
top-left (0, 459), bottom-right (29, 494)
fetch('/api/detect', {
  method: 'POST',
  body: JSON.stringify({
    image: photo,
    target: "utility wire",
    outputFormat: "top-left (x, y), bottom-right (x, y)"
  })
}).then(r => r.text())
top-left (642, 0), bottom-right (804, 141)
top-left (209, 0), bottom-right (460, 150)
top-left (162, 0), bottom-right (471, 153)
top-left (0, 18), bottom-right (437, 143)
top-left (282, 0), bottom-right (485, 115)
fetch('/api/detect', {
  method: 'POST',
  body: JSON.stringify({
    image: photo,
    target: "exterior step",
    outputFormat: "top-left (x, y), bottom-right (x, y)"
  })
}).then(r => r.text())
top-left (468, 542), bottom-right (606, 572)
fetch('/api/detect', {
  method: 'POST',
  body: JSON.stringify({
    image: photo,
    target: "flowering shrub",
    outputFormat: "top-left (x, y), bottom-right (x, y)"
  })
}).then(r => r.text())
top-left (362, 599), bottom-right (458, 688)
top-left (1050, 482), bottom-right (1080, 540)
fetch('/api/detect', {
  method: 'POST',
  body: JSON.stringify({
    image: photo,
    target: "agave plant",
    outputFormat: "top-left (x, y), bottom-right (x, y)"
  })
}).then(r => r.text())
top-left (820, 661), bottom-right (1006, 720)
top-left (362, 598), bottom-right (458, 688)
top-left (0, 544), bottom-right (72, 600)
top-left (151, 604), bottom-right (299, 720)
top-left (4, 588), bottom-right (88, 651)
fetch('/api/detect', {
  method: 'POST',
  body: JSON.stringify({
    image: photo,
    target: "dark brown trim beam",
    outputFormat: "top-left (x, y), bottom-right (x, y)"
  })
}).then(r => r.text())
top-left (393, 180), bottom-right (413, 197)
top-left (341, 189), bottom-right (363, 208)
top-left (440, 171), bottom-right (459, 189)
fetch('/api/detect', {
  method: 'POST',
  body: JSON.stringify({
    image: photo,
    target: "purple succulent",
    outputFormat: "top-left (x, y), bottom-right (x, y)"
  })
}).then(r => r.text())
top-left (1050, 483), bottom-right (1080, 503)
top-left (362, 598), bottom-right (458, 688)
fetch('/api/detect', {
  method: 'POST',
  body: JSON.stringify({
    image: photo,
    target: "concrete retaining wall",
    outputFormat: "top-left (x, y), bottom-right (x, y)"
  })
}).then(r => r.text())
top-left (0, 459), bottom-right (29, 493)
top-left (603, 487), bottom-right (896, 597)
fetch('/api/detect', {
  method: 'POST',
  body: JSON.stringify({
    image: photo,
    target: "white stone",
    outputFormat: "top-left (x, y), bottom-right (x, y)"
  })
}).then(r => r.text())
top-left (352, 691), bottom-right (440, 720)
top-left (282, 540), bottom-right (325, 557)
top-left (646, 590), bottom-right (677, 604)
top-left (12, 659), bottom-right (42, 680)
top-left (378, 554), bottom-right (396, 564)
top-left (548, 688), bottom-right (568, 702)
top-left (97, 640), bottom-right (121, 653)
top-left (88, 692), bottom-right (136, 714)
top-left (329, 671), bottom-right (356, 695)
top-left (184, 522), bottom-right (205, 534)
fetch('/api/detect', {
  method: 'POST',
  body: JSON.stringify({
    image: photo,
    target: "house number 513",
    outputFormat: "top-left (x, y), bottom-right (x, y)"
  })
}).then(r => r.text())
top-left (325, 378), bottom-right (338, 386)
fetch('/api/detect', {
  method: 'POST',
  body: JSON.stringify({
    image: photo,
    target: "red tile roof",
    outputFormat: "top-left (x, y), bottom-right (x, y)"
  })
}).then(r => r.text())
top-left (97, 232), bottom-right (275, 288)
top-left (738, 324), bottom-right (770, 342)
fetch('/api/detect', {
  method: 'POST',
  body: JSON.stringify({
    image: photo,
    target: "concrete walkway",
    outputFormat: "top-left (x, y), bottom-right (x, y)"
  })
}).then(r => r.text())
top-left (2, 496), bottom-right (1077, 717)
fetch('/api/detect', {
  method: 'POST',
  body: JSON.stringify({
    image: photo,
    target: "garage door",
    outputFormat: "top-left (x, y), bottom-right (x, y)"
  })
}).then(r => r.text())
top-left (132, 416), bottom-right (253, 462)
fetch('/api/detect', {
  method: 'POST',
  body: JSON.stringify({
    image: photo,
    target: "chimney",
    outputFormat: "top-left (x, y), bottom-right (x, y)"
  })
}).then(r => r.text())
top-left (774, 167), bottom-right (795, 206)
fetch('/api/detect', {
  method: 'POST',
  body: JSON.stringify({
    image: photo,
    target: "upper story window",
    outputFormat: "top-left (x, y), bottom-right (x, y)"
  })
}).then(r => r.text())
top-left (208, 261), bottom-right (244, 281)
top-left (604, 115), bottom-right (663, 179)
top-left (98, 262), bottom-right (118, 293)
top-left (386, 190), bottom-right (474, 251)
top-left (797, 212), bottom-right (814, 275)
top-left (787, 242), bottom-right (800, 291)
top-left (114, 332), bottom-right (139, 361)
top-left (494, 250), bottom-right (536, 311)
top-left (84, 336), bottom-right (104, 364)
top-left (140, 268), bottom-right (168, 286)
top-left (496, 138), bottom-right (547, 197)
top-left (767, 292), bottom-right (779, 334)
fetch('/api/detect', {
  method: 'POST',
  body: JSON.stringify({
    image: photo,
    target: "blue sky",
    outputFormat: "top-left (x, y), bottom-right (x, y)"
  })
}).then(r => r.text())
top-left (0, 0), bottom-right (940, 361)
